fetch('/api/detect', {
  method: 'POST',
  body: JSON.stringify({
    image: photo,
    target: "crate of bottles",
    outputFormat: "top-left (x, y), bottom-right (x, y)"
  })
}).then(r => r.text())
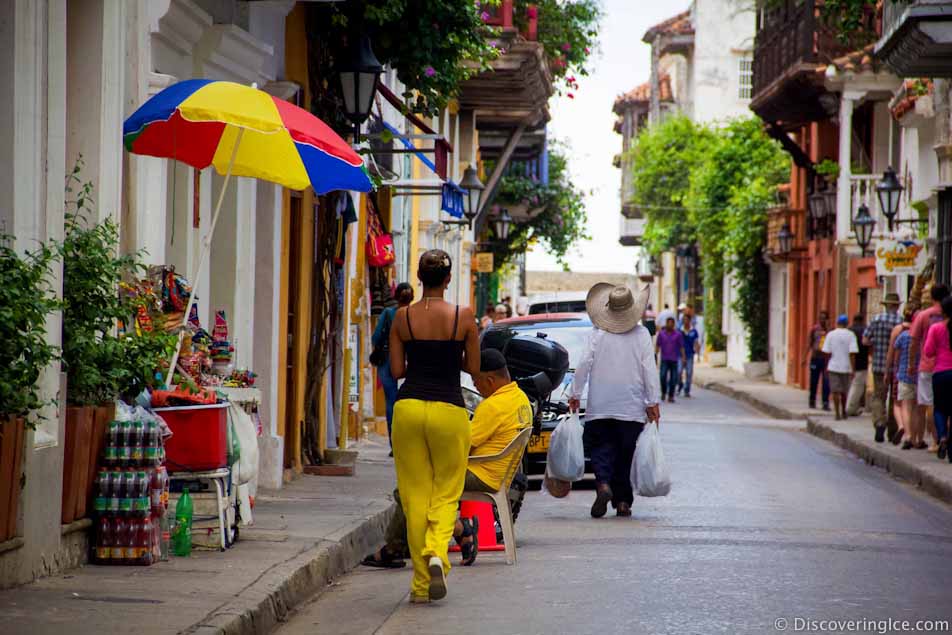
top-left (92, 415), bottom-right (170, 566)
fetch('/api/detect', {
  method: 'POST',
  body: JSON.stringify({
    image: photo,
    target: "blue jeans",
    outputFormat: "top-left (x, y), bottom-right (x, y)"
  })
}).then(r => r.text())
top-left (678, 357), bottom-right (694, 396)
top-left (933, 370), bottom-right (952, 442)
top-left (809, 356), bottom-right (830, 408)
top-left (378, 362), bottom-right (399, 446)
top-left (660, 360), bottom-right (679, 399)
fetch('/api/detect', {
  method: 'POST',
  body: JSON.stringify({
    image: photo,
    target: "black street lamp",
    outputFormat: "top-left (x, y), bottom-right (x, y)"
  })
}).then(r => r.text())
top-left (460, 164), bottom-right (485, 222)
top-left (876, 166), bottom-right (903, 232)
top-left (493, 209), bottom-right (512, 243)
top-left (339, 34), bottom-right (383, 141)
top-left (777, 223), bottom-right (793, 256)
top-left (852, 204), bottom-right (876, 256)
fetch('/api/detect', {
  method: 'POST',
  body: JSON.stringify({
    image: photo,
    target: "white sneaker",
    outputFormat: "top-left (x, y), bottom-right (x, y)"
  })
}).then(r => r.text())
top-left (427, 556), bottom-right (447, 600)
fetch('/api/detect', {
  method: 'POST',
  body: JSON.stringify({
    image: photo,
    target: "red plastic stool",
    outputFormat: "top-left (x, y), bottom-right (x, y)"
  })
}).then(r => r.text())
top-left (449, 500), bottom-right (505, 553)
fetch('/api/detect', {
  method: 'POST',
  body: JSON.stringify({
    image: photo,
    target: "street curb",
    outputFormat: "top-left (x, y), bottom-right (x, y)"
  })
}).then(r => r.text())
top-left (695, 378), bottom-right (796, 420)
top-left (699, 377), bottom-right (952, 507)
top-left (806, 418), bottom-right (952, 506)
top-left (185, 501), bottom-right (397, 635)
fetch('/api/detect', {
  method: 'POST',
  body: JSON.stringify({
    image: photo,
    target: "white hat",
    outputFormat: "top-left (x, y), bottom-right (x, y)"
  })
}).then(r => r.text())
top-left (678, 302), bottom-right (687, 311)
top-left (586, 283), bottom-right (650, 334)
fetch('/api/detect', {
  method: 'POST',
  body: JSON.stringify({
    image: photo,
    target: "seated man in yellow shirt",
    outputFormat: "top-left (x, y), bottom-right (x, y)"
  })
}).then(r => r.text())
top-left (363, 349), bottom-right (531, 569)
top-left (465, 349), bottom-right (533, 492)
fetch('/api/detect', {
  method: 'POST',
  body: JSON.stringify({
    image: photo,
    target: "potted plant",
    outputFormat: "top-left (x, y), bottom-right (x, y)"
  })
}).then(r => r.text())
top-left (0, 235), bottom-right (60, 542)
top-left (60, 167), bottom-right (176, 522)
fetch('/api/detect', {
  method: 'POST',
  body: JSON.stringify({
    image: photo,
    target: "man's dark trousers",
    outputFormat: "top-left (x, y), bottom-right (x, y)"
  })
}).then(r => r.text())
top-left (583, 418), bottom-right (645, 507)
top-left (809, 356), bottom-right (830, 408)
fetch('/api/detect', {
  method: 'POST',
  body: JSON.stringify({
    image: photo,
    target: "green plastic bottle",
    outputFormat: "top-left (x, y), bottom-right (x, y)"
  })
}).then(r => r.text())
top-left (172, 486), bottom-right (193, 557)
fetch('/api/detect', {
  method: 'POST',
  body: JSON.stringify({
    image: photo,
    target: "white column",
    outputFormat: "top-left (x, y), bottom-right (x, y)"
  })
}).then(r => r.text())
top-left (232, 177), bottom-right (257, 369)
top-left (65, 0), bottom-right (126, 223)
top-left (836, 92), bottom-right (862, 242)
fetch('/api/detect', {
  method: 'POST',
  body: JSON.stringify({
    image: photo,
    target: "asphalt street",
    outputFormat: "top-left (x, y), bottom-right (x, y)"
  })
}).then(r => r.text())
top-left (277, 388), bottom-right (952, 635)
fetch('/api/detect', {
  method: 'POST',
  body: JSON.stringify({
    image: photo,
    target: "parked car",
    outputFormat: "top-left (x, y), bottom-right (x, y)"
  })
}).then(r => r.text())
top-left (479, 313), bottom-right (593, 478)
top-left (527, 295), bottom-right (587, 315)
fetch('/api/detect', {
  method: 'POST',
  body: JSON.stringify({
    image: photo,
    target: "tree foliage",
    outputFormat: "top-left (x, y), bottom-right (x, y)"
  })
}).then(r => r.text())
top-left (62, 164), bottom-right (177, 405)
top-left (0, 236), bottom-right (60, 424)
top-left (492, 144), bottom-right (589, 269)
top-left (514, 0), bottom-right (600, 92)
top-left (629, 116), bottom-right (713, 258)
top-left (629, 116), bottom-right (788, 359)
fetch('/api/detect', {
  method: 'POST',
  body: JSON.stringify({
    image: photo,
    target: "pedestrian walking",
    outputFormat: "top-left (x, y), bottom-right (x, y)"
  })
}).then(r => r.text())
top-left (677, 314), bottom-right (701, 398)
top-left (806, 311), bottom-right (831, 411)
top-left (388, 250), bottom-right (481, 604)
top-left (885, 307), bottom-right (914, 446)
top-left (372, 282), bottom-right (414, 453)
top-left (845, 313), bottom-right (870, 417)
top-left (922, 296), bottom-right (952, 461)
top-left (863, 293), bottom-right (903, 443)
top-left (656, 317), bottom-right (685, 403)
top-left (822, 315), bottom-right (858, 420)
top-left (908, 283), bottom-right (950, 452)
top-left (889, 307), bottom-right (922, 449)
top-left (569, 284), bottom-right (661, 518)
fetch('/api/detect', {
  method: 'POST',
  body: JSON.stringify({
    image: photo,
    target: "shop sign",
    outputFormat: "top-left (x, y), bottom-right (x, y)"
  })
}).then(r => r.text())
top-left (475, 252), bottom-right (494, 273)
top-left (348, 325), bottom-right (359, 405)
top-left (874, 238), bottom-right (927, 276)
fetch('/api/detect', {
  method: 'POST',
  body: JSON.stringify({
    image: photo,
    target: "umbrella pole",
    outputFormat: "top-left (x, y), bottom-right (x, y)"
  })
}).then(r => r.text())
top-left (166, 128), bottom-right (245, 386)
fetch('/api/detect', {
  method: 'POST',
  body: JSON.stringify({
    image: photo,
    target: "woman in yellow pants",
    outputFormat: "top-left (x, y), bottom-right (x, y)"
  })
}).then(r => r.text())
top-left (389, 250), bottom-right (480, 603)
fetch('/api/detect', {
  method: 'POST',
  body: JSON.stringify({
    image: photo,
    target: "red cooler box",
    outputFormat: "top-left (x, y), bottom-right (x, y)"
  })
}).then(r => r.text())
top-left (154, 403), bottom-right (229, 472)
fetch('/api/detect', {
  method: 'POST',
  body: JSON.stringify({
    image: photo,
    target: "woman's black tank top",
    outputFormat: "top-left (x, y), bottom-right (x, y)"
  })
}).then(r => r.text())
top-left (396, 305), bottom-right (465, 408)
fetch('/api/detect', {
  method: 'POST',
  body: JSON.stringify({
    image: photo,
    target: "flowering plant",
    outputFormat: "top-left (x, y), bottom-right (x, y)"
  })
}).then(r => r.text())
top-left (513, 0), bottom-right (599, 90)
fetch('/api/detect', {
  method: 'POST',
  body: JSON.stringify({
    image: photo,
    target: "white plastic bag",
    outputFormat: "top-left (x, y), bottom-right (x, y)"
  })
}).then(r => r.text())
top-left (228, 403), bottom-right (259, 486)
top-left (547, 413), bottom-right (585, 482)
top-left (631, 423), bottom-right (671, 497)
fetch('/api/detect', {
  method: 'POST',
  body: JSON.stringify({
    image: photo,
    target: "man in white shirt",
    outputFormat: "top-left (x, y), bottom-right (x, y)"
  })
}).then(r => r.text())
top-left (822, 314), bottom-right (858, 421)
top-left (569, 284), bottom-right (661, 518)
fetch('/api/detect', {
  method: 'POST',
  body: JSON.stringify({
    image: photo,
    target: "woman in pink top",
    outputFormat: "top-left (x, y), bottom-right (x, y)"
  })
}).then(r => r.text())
top-left (923, 296), bottom-right (952, 461)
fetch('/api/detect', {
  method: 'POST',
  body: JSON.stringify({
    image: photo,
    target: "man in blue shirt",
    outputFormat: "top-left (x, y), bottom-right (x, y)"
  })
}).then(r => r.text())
top-left (678, 314), bottom-right (701, 398)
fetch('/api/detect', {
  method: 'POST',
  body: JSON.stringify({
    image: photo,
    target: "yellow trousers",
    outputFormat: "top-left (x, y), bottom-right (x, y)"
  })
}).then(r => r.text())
top-left (392, 398), bottom-right (471, 599)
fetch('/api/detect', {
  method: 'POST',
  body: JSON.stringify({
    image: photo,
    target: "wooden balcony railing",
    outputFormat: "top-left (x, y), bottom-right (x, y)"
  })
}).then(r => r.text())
top-left (484, 1), bottom-right (539, 41)
top-left (752, 0), bottom-right (876, 101)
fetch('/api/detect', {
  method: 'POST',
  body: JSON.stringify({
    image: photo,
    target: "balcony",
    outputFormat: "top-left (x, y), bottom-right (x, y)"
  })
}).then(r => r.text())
top-left (842, 173), bottom-right (909, 243)
top-left (619, 216), bottom-right (647, 247)
top-left (876, 1), bottom-right (952, 77)
top-left (458, 1), bottom-right (552, 130)
top-left (751, 0), bottom-right (875, 127)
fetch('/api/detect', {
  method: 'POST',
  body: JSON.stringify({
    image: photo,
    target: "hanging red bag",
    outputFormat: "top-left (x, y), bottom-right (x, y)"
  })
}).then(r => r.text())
top-left (366, 199), bottom-right (395, 268)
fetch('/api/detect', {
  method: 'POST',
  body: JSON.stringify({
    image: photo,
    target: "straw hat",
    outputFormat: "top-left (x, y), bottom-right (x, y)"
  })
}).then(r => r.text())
top-left (881, 292), bottom-right (900, 307)
top-left (585, 283), bottom-right (650, 334)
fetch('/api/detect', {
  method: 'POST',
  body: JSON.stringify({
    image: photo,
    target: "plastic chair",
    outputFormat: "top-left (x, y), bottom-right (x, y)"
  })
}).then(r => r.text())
top-left (461, 426), bottom-right (532, 565)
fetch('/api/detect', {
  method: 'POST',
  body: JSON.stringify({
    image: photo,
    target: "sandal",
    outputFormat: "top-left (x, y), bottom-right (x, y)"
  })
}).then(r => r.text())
top-left (459, 517), bottom-right (479, 566)
top-left (361, 546), bottom-right (406, 569)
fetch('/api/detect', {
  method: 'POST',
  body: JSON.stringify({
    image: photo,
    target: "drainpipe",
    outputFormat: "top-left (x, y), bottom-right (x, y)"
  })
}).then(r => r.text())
top-left (649, 35), bottom-right (661, 125)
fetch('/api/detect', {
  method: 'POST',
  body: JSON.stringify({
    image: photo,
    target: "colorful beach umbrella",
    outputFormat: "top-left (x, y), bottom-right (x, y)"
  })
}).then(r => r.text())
top-left (122, 79), bottom-right (371, 383)
top-left (123, 78), bottom-right (371, 193)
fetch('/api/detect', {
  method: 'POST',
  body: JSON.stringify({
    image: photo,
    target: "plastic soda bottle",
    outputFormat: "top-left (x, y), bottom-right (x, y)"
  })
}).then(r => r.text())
top-left (94, 470), bottom-right (111, 513)
top-left (172, 487), bottom-right (193, 557)
top-left (115, 471), bottom-right (130, 515)
top-left (109, 471), bottom-right (121, 513)
top-left (136, 471), bottom-right (150, 516)
top-left (113, 516), bottom-right (128, 564)
top-left (144, 421), bottom-right (159, 466)
top-left (131, 420), bottom-right (145, 465)
top-left (159, 513), bottom-right (171, 562)
top-left (119, 421), bottom-right (133, 466)
top-left (105, 422), bottom-right (120, 466)
top-left (125, 518), bottom-right (142, 564)
top-left (137, 515), bottom-right (153, 566)
top-left (97, 515), bottom-right (113, 564)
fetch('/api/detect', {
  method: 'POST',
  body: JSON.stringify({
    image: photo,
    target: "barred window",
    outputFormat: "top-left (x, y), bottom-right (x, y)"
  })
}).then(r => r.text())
top-left (738, 57), bottom-right (753, 100)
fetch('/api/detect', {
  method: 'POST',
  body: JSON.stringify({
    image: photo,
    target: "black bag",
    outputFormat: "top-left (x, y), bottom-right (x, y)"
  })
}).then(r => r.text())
top-left (370, 310), bottom-right (393, 367)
